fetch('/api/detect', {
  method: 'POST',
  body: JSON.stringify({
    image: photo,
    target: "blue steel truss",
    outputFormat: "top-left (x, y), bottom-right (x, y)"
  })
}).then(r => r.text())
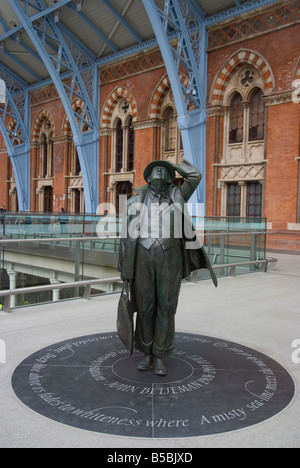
top-left (142, 0), bottom-right (208, 209)
top-left (206, 0), bottom-right (280, 26)
top-left (0, 0), bottom-right (282, 214)
top-left (0, 69), bottom-right (30, 211)
top-left (9, 0), bottom-right (100, 213)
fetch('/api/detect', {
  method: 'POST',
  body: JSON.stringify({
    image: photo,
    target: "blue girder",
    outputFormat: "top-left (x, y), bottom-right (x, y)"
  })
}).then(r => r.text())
top-left (142, 0), bottom-right (208, 210)
top-left (206, 0), bottom-right (280, 26)
top-left (0, 70), bottom-right (30, 211)
top-left (100, 0), bottom-right (143, 44)
top-left (9, 0), bottom-right (100, 213)
top-left (0, 0), bottom-right (281, 216)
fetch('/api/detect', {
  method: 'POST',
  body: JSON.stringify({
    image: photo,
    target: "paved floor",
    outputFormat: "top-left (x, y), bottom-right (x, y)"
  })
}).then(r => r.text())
top-left (0, 252), bottom-right (299, 448)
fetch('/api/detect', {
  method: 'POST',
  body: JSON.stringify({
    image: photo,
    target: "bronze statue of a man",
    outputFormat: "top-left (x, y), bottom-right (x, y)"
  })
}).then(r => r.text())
top-left (119, 159), bottom-right (217, 376)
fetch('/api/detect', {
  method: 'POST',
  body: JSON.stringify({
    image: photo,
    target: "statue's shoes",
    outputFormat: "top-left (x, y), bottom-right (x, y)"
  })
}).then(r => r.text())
top-left (153, 357), bottom-right (167, 376)
top-left (137, 354), bottom-right (153, 371)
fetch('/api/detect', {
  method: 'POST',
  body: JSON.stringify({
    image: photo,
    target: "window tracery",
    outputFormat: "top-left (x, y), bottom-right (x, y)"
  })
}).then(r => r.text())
top-left (107, 97), bottom-right (135, 212)
top-left (219, 65), bottom-right (266, 218)
top-left (36, 118), bottom-right (54, 212)
top-left (160, 89), bottom-right (183, 167)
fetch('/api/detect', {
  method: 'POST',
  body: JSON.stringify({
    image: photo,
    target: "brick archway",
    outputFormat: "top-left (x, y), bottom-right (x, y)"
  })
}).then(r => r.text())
top-left (7, 118), bottom-right (17, 136)
top-left (62, 99), bottom-right (86, 135)
top-left (209, 49), bottom-right (275, 106)
top-left (101, 86), bottom-right (138, 127)
top-left (149, 74), bottom-right (189, 119)
top-left (32, 108), bottom-right (56, 141)
top-left (149, 75), bottom-right (171, 119)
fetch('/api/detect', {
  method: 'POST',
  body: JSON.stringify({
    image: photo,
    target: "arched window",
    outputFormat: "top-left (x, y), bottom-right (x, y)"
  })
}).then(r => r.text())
top-left (219, 67), bottom-right (267, 219)
top-left (249, 88), bottom-right (265, 141)
top-left (164, 106), bottom-right (177, 151)
top-left (39, 119), bottom-right (53, 179)
top-left (116, 118), bottom-right (123, 172)
top-left (229, 93), bottom-right (243, 144)
top-left (159, 89), bottom-right (183, 166)
top-left (127, 116), bottom-right (135, 172)
top-left (41, 133), bottom-right (48, 178)
top-left (108, 97), bottom-right (135, 210)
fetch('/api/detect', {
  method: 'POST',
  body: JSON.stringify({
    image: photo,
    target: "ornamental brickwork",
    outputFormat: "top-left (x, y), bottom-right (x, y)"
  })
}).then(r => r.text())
top-left (208, 1), bottom-right (300, 50)
top-left (0, 2), bottom-right (299, 251)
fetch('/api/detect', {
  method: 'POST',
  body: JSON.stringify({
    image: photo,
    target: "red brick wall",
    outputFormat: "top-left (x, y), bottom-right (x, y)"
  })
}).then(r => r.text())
top-left (207, 23), bottom-right (300, 100)
top-left (265, 102), bottom-right (300, 230)
top-left (99, 65), bottom-right (167, 196)
top-left (0, 5), bottom-right (299, 252)
top-left (206, 18), bottom-right (300, 251)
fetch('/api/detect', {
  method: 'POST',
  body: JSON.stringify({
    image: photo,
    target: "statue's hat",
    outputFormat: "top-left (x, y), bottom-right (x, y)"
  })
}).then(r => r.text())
top-left (144, 160), bottom-right (176, 183)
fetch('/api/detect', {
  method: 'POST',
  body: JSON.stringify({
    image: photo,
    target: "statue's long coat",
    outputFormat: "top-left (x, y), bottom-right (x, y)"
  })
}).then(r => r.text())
top-left (118, 160), bottom-right (218, 294)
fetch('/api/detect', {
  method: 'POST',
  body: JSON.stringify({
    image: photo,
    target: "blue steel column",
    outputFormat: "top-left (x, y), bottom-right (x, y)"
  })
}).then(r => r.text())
top-left (0, 79), bottom-right (30, 211)
top-left (142, 0), bottom-right (208, 211)
top-left (10, 0), bottom-right (99, 213)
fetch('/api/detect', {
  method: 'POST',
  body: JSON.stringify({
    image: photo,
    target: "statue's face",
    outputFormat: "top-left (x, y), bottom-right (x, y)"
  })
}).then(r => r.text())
top-left (148, 166), bottom-right (172, 184)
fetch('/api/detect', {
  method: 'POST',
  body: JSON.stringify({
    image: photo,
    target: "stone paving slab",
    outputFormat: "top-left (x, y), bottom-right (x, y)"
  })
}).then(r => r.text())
top-left (0, 253), bottom-right (299, 448)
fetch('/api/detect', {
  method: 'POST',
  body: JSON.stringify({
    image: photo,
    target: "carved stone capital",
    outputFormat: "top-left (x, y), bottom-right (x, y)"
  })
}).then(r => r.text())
top-left (207, 106), bottom-right (226, 117)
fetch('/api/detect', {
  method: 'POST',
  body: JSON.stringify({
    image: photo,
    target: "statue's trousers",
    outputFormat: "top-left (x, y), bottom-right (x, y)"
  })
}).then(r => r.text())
top-left (134, 241), bottom-right (183, 359)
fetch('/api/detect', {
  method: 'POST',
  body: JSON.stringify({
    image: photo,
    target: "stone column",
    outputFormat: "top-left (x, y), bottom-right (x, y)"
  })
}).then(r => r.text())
top-left (219, 181), bottom-right (227, 217)
top-left (50, 277), bottom-right (60, 302)
top-left (242, 102), bottom-right (250, 162)
top-left (7, 268), bottom-right (17, 308)
top-left (238, 181), bottom-right (247, 218)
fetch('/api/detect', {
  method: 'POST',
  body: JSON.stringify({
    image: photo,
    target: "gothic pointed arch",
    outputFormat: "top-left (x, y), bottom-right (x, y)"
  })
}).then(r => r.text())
top-left (62, 99), bottom-right (90, 135)
top-left (7, 118), bottom-right (22, 145)
top-left (209, 49), bottom-right (275, 106)
top-left (31, 109), bottom-right (56, 142)
top-left (101, 86), bottom-right (138, 127)
top-left (149, 74), bottom-right (189, 119)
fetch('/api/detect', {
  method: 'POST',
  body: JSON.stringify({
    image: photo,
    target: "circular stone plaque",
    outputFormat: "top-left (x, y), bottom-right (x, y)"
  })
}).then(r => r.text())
top-left (11, 333), bottom-right (295, 438)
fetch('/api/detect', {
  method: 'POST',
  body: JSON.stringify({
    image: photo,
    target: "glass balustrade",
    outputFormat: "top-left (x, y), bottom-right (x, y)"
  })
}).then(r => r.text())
top-left (0, 212), bottom-right (267, 309)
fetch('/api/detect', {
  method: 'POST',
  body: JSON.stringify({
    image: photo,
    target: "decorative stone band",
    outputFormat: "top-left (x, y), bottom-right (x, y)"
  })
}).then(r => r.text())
top-left (263, 91), bottom-right (293, 106)
top-left (210, 49), bottom-right (275, 106)
top-left (287, 223), bottom-right (300, 231)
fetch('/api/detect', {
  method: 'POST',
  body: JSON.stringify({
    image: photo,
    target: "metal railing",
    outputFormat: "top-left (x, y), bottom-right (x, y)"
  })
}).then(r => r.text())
top-left (0, 212), bottom-right (272, 311)
top-left (0, 231), bottom-right (277, 313)
top-left (0, 275), bottom-right (122, 313)
top-left (0, 255), bottom-right (278, 313)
